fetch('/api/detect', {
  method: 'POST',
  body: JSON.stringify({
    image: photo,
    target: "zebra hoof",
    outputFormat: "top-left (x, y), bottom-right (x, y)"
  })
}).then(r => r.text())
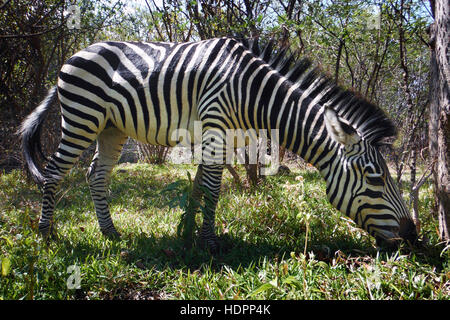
top-left (199, 236), bottom-right (221, 255)
top-left (38, 224), bottom-right (58, 241)
top-left (102, 228), bottom-right (121, 239)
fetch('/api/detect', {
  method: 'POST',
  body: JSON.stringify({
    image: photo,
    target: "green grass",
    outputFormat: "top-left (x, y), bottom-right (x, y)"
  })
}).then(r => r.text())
top-left (0, 163), bottom-right (448, 300)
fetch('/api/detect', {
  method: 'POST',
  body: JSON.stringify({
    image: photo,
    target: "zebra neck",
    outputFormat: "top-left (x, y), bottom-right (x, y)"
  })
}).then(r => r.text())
top-left (264, 84), bottom-right (338, 173)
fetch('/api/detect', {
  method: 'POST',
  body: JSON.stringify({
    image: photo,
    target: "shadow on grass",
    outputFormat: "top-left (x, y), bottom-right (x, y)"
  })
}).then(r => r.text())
top-left (57, 228), bottom-right (445, 276)
top-left (57, 232), bottom-right (286, 271)
top-left (51, 219), bottom-right (448, 299)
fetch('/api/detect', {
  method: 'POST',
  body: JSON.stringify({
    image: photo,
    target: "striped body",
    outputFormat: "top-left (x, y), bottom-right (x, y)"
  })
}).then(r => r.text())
top-left (20, 37), bottom-right (417, 250)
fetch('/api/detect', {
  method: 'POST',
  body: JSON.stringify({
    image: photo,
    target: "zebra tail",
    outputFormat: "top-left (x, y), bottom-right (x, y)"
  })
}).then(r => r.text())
top-left (18, 86), bottom-right (58, 186)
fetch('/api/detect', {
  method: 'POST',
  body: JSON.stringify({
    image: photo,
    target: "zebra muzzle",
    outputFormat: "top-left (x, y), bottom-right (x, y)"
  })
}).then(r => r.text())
top-left (399, 218), bottom-right (418, 246)
top-left (375, 218), bottom-right (418, 249)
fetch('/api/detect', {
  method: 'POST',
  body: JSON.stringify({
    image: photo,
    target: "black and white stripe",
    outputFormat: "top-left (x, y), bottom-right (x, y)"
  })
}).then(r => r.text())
top-left (19, 37), bottom-right (417, 249)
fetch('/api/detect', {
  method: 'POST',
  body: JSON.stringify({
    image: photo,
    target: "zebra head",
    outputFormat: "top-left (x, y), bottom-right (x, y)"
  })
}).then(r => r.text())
top-left (323, 107), bottom-right (417, 248)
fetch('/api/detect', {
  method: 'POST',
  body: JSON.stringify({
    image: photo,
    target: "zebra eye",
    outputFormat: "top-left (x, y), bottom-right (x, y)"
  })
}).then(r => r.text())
top-left (366, 173), bottom-right (385, 186)
top-left (366, 171), bottom-right (382, 178)
top-left (364, 162), bottom-right (382, 175)
top-left (364, 163), bottom-right (384, 186)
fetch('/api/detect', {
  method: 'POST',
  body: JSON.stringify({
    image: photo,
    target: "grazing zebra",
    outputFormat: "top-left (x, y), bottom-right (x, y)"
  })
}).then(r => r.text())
top-left (19, 37), bottom-right (417, 251)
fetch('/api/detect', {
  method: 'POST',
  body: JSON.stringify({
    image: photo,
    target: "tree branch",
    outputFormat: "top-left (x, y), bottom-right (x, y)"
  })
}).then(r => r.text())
top-left (0, 21), bottom-right (65, 39)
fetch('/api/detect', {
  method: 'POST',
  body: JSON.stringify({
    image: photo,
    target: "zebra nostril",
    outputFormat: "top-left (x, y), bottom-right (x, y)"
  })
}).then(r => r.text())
top-left (375, 235), bottom-right (399, 249)
top-left (391, 226), bottom-right (400, 234)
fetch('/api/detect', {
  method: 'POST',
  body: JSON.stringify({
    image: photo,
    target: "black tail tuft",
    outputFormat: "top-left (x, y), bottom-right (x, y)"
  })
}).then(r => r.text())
top-left (18, 86), bottom-right (58, 186)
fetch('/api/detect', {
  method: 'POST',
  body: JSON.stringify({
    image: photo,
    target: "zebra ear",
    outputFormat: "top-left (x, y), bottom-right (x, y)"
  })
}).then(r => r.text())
top-left (324, 107), bottom-right (360, 146)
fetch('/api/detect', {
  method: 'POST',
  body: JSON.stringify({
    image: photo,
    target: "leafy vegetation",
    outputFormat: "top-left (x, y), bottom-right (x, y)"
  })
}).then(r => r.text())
top-left (1, 163), bottom-right (448, 300)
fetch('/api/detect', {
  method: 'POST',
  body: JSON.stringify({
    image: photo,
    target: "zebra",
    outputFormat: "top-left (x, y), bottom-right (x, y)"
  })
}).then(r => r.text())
top-left (19, 37), bottom-right (418, 251)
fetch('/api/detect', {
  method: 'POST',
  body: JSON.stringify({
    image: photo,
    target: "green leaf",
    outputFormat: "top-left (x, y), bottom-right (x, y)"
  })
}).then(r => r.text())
top-left (282, 276), bottom-right (302, 289)
top-left (269, 277), bottom-right (278, 288)
top-left (186, 171), bottom-right (192, 187)
top-left (250, 282), bottom-right (276, 297)
top-left (1, 236), bottom-right (13, 247)
top-left (256, 14), bottom-right (264, 25)
top-left (1, 257), bottom-right (11, 277)
top-left (179, 193), bottom-right (187, 209)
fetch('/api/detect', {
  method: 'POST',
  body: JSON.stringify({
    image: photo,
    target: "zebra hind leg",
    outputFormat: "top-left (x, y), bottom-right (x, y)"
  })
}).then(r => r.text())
top-left (39, 130), bottom-right (96, 239)
top-left (86, 127), bottom-right (127, 238)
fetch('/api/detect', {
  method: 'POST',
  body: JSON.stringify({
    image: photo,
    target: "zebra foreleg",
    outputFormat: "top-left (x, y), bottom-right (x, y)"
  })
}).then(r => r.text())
top-left (195, 164), bottom-right (224, 253)
top-left (87, 127), bottom-right (127, 238)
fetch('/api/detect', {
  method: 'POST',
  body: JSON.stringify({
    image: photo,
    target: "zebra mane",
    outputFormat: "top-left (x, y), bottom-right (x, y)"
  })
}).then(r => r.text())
top-left (238, 37), bottom-right (397, 145)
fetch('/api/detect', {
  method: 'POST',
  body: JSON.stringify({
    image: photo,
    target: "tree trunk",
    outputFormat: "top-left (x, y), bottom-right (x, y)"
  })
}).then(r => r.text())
top-left (428, 0), bottom-right (450, 241)
top-left (334, 40), bottom-right (343, 83)
top-left (410, 164), bottom-right (434, 234)
top-left (244, 151), bottom-right (260, 187)
top-left (225, 164), bottom-right (242, 187)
